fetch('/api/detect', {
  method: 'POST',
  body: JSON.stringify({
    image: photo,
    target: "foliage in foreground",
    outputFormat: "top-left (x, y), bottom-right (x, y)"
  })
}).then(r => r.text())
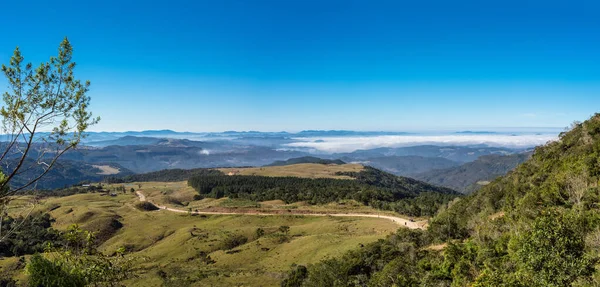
top-left (26, 224), bottom-right (135, 287)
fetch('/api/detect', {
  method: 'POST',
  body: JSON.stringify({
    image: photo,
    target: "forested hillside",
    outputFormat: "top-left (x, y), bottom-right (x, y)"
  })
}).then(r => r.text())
top-left (414, 152), bottom-right (532, 193)
top-left (5, 160), bottom-right (132, 190)
top-left (363, 155), bottom-right (459, 176)
top-left (285, 114), bottom-right (600, 286)
top-left (106, 168), bottom-right (223, 183)
top-left (266, 156), bottom-right (345, 166)
top-left (189, 166), bottom-right (459, 217)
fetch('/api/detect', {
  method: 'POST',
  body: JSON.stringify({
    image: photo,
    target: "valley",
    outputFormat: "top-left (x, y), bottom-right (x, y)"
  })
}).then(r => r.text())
top-left (1, 162), bottom-right (452, 285)
top-left (1, 173), bottom-right (416, 285)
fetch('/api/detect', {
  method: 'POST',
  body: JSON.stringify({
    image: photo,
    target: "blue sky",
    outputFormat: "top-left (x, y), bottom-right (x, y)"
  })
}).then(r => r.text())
top-left (1, 0), bottom-right (599, 132)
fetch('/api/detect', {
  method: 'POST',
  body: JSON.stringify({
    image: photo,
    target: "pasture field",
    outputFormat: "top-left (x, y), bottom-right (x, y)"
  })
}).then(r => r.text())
top-left (2, 184), bottom-right (399, 286)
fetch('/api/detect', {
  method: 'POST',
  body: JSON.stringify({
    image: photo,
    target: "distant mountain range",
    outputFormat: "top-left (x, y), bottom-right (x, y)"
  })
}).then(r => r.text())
top-left (413, 151), bottom-right (532, 193)
top-left (2, 132), bottom-right (541, 191)
top-left (359, 155), bottom-right (460, 176)
top-left (75, 130), bottom-right (415, 143)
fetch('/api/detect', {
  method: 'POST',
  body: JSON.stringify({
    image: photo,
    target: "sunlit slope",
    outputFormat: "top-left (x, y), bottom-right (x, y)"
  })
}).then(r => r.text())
top-left (219, 163), bottom-right (364, 179)
top-left (16, 192), bottom-right (397, 286)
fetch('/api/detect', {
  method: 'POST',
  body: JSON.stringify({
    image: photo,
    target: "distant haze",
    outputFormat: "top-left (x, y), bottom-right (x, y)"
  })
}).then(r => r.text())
top-left (283, 133), bottom-right (557, 153)
top-left (72, 129), bottom-right (560, 154)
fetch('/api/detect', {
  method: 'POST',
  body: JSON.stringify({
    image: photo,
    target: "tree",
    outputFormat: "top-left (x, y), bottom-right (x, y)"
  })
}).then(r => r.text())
top-left (508, 210), bottom-right (596, 286)
top-left (566, 172), bottom-right (588, 207)
top-left (0, 38), bottom-right (99, 199)
top-left (279, 225), bottom-right (290, 235)
top-left (255, 227), bottom-right (265, 238)
top-left (281, 264), bottom-right (307, 287)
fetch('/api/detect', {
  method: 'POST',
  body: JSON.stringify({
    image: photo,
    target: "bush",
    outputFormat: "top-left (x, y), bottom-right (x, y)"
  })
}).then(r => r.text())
top-left (255, 228), bottom-right (265, 238)
top-left (134, 201), bottom-right (160, 211)
top-left (26, 225), bottom-right (135, 287)
top-left (0, 213), bottom-right (61, 257)
top-left (221, 234), bottom-right (248, 250)
top-left (281, 265), bottom-right (307, 287)
top-left (27, 254), bottom-right (86, 287)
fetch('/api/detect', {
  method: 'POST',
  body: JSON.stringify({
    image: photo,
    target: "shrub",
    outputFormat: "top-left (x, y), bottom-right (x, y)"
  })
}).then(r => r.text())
top-left (221, 234), bottom-right (248, 250)
top-left (255, 228), bottom-right (265, 238)
top-left (27, 253), bottom-right (86, 287)
top-left (281, 265), bottom-right (307, 287)
top-left (134, 201), bottom-right (159, 211)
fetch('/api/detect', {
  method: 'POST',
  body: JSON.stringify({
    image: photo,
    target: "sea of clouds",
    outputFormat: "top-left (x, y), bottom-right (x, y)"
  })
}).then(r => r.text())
top-left (283, 133), bottom-right (559, 153)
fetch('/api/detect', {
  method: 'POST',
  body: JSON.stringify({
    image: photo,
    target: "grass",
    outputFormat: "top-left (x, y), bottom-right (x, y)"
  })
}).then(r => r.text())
top-left (218, 163), bottom-right (364, 179)
top-left (3, 186), bottom-right (399, 286)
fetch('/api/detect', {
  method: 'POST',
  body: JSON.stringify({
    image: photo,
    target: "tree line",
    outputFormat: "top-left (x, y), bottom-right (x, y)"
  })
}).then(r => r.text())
top-left (188, 167), bottom-right (459, 217)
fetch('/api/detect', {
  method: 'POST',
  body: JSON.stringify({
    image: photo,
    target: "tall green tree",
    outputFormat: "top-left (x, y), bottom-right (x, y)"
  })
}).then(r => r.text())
top-left (0, 38), bottom-right (98, 242)
top-left (0, 38), bottom-right (98, 197)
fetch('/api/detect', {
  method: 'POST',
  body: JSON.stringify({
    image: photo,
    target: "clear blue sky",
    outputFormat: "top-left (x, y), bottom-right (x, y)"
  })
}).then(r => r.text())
top-left (1, 0), bottom-right (599, 132)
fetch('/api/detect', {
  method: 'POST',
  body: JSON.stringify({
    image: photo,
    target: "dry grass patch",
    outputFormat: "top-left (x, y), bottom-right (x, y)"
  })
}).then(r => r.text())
top-left (92, 164), bottom-right (121, 175)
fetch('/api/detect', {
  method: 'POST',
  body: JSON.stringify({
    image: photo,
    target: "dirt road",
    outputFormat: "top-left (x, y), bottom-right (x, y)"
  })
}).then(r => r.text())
top-left (135, 191), bottom-right (426, 229)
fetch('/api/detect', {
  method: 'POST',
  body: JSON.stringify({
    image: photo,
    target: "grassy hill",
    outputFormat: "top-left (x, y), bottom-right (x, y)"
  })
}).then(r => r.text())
top-left (1, 162), bottom-right (461, 285)
top-left (289, 114), bottom-right (600, 286)
top-left (1, 192), bottom-right (399, 286)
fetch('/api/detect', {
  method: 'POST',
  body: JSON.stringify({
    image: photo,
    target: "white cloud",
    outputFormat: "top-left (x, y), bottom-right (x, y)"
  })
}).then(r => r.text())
top-left (283, 134), bottom-right (558, 153)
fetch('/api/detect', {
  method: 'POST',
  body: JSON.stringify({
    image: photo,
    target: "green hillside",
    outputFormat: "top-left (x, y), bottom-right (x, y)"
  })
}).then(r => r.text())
top-left (6, 159), bottom-right (133, 190)
top-left (364, 155), bottom-right (459, 176)
top-left (413, 152), bottom-right (532, 194)
top-left (289, 114), bottom-right (600, 286)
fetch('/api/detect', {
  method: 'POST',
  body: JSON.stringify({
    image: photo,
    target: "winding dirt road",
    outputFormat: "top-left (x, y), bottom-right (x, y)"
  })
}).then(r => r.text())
top-left (135, 191), bottom-right (426, 230)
